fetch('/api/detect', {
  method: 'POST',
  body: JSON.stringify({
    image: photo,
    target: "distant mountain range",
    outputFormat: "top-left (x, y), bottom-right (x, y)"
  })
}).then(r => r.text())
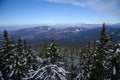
top-left (0, 24), bottom-right (120, 45)
top-left (0, 23), bottom-right (120, 31)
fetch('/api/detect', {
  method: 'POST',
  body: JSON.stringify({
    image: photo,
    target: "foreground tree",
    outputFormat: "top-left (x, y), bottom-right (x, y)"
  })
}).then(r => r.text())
top-left (76, 23), bottom-right (119, 80)
top-left (26, 39), bottom-right (69, 80)
top-left (0, 30), bottom-right (15, 79)
top-left (0, 30), bottom-right (41, 80)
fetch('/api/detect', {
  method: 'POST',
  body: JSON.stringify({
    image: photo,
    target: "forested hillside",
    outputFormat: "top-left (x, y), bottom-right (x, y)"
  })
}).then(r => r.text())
top-left (0, 23), bottom-right (120, 80)
top-left (0, 24), bottom-right (120, 45)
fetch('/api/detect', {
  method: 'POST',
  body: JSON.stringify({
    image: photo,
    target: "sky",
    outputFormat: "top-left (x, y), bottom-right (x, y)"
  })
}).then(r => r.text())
top-left (0, 0), bottom-right (120, 26)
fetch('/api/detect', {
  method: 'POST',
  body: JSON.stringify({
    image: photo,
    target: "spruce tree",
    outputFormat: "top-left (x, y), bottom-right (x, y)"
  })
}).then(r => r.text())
top-left (46, 39), bottom-right (62, 64)
top-left (0, 31), bottom-right (40, 79)
top-left (0, 30), bottom-right (15, 79)
top-left (100, 23), bottom-right (107, 48)
top-left (90, 23), bottom-right (107, 79)
top-left (111, 43), bottom-right (120, 79)
top-left (90, 23), bottom-right (115, 79)
top-left (26, 39), bottom-right (69, 80)
top-left (3, 30), bottom-right (9, 48)
top-left (77, 41), bottom-right (96, 80)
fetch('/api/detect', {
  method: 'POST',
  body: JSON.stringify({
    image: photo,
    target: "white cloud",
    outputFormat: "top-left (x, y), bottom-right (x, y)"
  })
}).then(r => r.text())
top-left (45, 0), bottom-right (120, 17)
top-left (47, 0), bottom-right (86, 7)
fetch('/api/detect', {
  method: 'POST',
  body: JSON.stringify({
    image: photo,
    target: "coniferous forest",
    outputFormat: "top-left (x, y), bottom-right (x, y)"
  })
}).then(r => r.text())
top-left (0, 23), bottom-right (120, 80)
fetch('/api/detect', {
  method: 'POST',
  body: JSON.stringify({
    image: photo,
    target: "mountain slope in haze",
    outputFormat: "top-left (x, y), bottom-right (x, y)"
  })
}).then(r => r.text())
top-left (8, 26), bottom-right (87, 45)
top-left (1, 23), bottom-right (120, 31)
top-left (0, 26), bottom-right (120, 45)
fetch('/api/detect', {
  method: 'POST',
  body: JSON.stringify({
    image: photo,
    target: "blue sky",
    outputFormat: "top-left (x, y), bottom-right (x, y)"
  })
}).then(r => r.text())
top-left (0, 0), bottom-right (120, 26)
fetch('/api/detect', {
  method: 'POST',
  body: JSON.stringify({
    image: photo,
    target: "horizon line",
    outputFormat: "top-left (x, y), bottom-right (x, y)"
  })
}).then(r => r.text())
top-left (0, 22), bottom-right (120, 26)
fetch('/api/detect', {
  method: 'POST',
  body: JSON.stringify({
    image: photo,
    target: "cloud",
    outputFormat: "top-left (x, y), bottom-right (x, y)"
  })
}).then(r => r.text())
top-left (47, 0), bottom-right (86, 7)
top-left (45, 0), bottom-right (120, 17)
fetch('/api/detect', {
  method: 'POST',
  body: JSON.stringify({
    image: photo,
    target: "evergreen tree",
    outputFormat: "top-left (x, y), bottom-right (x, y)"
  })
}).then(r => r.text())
top-left (46, 39), bottom-right (62, 64)
top-left (100, 23), bottom-right (107, 48)
top-left (90, 23), bottom-right (114, 79)
top-left (89, 23), bottom-right (106, 79)
top-left (0, 31), bottom-right (41, 80)
top-left (111, 43), bottom-right (120, 79)
top-left (3, 30), bottom-right (9, 48)
top-left (77, 41), bottom-right (96, 80)
top-left (0, 30), bottom-right (15, 79)
top-left (26, 39), bottom-right (69, 80)
top-left (76, 23), bottom-right (116, 80)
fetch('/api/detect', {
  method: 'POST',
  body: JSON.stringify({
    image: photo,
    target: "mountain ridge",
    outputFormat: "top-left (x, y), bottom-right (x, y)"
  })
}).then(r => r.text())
top-left (0, 25), bottom-right (120, 45)
top-left (0, 23), bottom-right (120, 31)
